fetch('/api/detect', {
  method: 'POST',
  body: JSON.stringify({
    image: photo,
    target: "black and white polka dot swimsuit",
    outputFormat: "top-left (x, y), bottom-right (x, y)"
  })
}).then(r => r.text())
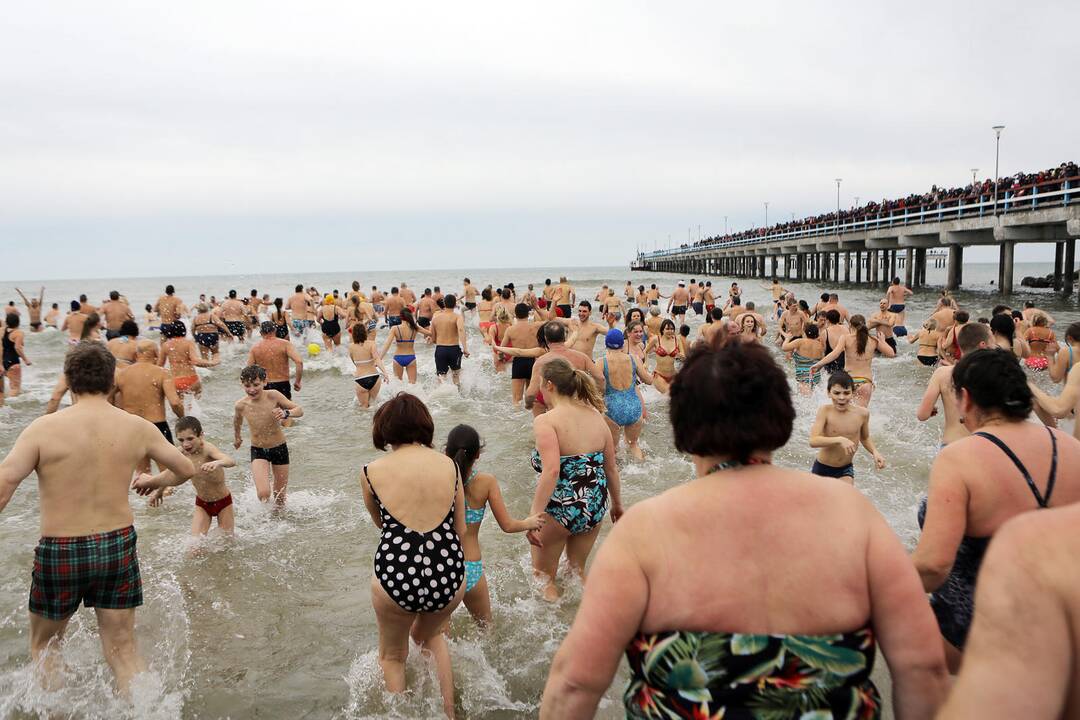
top-left (365, 465), bottom-right (464, 613)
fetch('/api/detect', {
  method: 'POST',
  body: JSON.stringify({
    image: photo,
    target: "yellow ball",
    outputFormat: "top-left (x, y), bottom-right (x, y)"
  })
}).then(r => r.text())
top-left (307, 343), bottom-right (321, 356)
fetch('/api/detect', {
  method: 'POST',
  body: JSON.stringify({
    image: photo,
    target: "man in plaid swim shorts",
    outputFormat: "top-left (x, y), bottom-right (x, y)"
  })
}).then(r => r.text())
top-left (0, 342), bottom-right (193, 696)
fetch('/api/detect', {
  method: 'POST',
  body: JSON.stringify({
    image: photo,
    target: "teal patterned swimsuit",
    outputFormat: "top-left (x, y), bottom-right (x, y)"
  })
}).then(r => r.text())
top-left (530, 449), bottom-right (608, 534)
top-left (624, 625), bottom-right (880, 719)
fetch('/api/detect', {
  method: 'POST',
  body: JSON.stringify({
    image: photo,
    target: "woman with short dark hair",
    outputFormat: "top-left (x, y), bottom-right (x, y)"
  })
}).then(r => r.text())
top-left (542, 338), bottom-right (947, 719)
top-left (360, 393), bottom-right (465, 717)
top-left (915, 349), bottom-right (1080, 672)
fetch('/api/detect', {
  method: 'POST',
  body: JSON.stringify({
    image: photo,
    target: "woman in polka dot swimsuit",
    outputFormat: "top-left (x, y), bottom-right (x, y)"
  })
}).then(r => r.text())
top-left (361, 393), bottom-right (466, 718)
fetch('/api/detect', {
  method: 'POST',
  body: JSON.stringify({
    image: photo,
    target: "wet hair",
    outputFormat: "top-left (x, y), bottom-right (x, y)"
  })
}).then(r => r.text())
top-left (958, 322), bottom-right (993, 353)
top-left (989, 314), bottom-right (1015, 343)
top-left (161, 320), bottom-right (185, 338)
top-left (443, 294), bottom-right (457, 310)
top-left (400, 306), bottom-right (418, 331)
top-left (481, 288), bottom-right (492, 301)
top-left (660, 319), bottom-right (676, 335)
top-left (4, 313), bottom-right (17, 329)
top-left (820, 293), bottom-right (830, 302)
top-left (1011, 310), bottom-right (1023, 321)
top-left (274, 297), bottom-right (284, 311)
top-left (825, 309), bottom-right (841, 325)
top-left (515, 303), bottom-right (530, 320)
top-left (625, 308), bottom-right (645, 326)
top-left (952, 349), bottom-right (1032, 419)
top-left (372, 393), bottom-right (435, 450)
top-left (1032, 312), bottom-right (1049, 328)
top-left (494, 305), bottom-right (511, 324)
top-left (81, 312), bottom-right (101, 340)
top-left (350, 323), bottom-right (367, 343)
top-left (543, 321), bottom-right (567, 344)
top-left (70, 300), bottom-right (81, 312)
top-left (804, 324), bottom-right (820, 340)
top-left (829, 294), bottom-right (839, 301)
top-left (240, 364), bottom-right (267, 384)
top-left (541, 358), bottom-right (605, 412)
top-left (165, 285), bottom-right (175, 295)
top-left (445, 424), bottom-right (482, 480)
top-left (578, 300), bottom-right (592, 312)
top-left (1066, 322), bottom-right (1080, 344)
top-left (79, 294), bottom-right (88, 303)
top-left (923, 318), bottom-right (938, 331)
top-left (669, 339), bottom-right (793, 463)
top-left (260, 320), bottom-right (276, 335)
top-left (119, 320), bottom-right (139, 337)
top-left (176, 416), bottom-right (203, 436)
top-left (992, 304), bottom-right (1011, 316)
top-left (64, 342), bottom-right (116, 395)
top-left (827, 370), bottom-right (854, 391)
top-left (679, 324), bottom-right (690, 338)
top-left (849, 315), bottom-right (870, 355)
top-left (109, 290), bottom-right (120, 301)
top-left (228, 290), bottom-right (237, 299)
top-left (144, 304), bottom-right (152, 313)
top-left (710, 307), bottom-right (724, 321)
top-left (954, 310), bottom-right (970, 324)
top-left (799, 300), bottom-right (810, 313)
top-left (295, 284), bottom-right (304, 292)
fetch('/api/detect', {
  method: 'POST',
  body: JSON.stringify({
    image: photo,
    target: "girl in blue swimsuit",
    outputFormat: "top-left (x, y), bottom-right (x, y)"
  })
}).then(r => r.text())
top-left (601, 328), bottom-right (654, 461)
top-left (445, 425), bottom-right (544, 626)
top-left (378, 308), bottom-right (430, 384)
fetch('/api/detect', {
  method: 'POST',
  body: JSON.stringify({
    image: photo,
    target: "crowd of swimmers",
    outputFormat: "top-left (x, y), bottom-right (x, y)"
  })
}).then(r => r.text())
top-left (2, 273), bottom-right (1080, 718)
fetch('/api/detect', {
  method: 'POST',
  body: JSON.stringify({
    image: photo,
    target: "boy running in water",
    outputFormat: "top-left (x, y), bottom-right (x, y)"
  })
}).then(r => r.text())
top-left (808, 371), bottom-right (886, 483)
top-left (233, 365), bottom-right (303, 507)
top-left (134, 416), bottom-right (238, 535)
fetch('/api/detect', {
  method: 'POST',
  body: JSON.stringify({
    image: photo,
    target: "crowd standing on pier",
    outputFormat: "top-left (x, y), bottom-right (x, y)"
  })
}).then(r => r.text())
top-left (2, 273), bottom-right (1080, 718)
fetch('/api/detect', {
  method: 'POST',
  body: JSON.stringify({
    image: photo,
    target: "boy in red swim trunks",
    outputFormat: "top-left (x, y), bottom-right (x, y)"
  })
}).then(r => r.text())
top-left (233, 364), bottom-right (303, 507)
top-left (133, 416), bottom-right (237, 535)
top-left (0, 342), bottom-right (193, 696)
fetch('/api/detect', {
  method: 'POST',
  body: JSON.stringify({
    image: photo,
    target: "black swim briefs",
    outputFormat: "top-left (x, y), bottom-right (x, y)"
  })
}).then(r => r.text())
top-left (251, 443), bottom-right (290, 466)
top-left (265, 380), bottom-right (292, 400)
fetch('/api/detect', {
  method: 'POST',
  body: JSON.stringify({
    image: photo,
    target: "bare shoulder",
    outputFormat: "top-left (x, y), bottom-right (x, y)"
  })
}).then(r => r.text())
top-left (234, 396), bottom-right (249, 411)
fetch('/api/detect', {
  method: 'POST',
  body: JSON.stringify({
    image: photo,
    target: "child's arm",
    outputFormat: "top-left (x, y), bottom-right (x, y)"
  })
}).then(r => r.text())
top-left (808, 407), bottom-right (856, 454)
top-left (484, 474), bottom-right (544, 533)
top-left (861, 412), bottom-right (886, 468)
top-left (131, 467), bottom-right (186, 494)
top-left (233, 401), bottom-right (245, 449)
top-left (272, 393), bottom-right (304, 421)
top-left (203, 442), bottom-right (237, 472)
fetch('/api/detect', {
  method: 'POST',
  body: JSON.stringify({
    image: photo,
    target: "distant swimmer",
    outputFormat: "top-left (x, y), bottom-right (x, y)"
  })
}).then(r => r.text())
top-left (383, 287), bottom-right (406, 328)
top-left (233, 364), bottom-right (303, 507)
top-left (220, 290), bottom-right (249, 343)
top-left (886, 277), bottom-right (913, 332)
top-left (14, 287), bottom-right (45, 332)
top-left (416, 289), bottom-right (439, 336)
top-left (114, 340), bottom-right (184, 473)
top-left (461, 277), bottom-right (479, 315)
top-left (0, 342), bottom-right (194, 697)
top-left (248, 322), bottom-right (304, 411)
top-left (159, 321), bottom-right (218, 400)
top-left (44, 303), bottom-right (60, 330)
top-left (553, 276), bottom-right (575, 318)
top-left (287, 284), bottom-right (315, 337)
top-left (908, 318), bottom-right (942, 367)
top-left (380, 308), bottom-right (430, 385)
top-left (445, 425), bottom-right (544, 625)
top-left (348, 324), bottom-right (387, 408)
top-left (644, 319), bottom-right (683, 394)
top-left (192, 303), bottom-right (227, 361)
top-left (317, 294), bottom-right (345, 351)
top-left (154, 284), bottom-right (184, 327)
top-left (917, 323), bottom-right (993, 446)
top-left (134, 416), bottom-right (238, 536)
top-left (106, 321), bottom-right (141, 367)
top-left (100, 291), bottom-right (134, 341)
top-left (667, 282), bottom-right (689, 326)
top-left (500, 303), bottom-right (542, 406)
top-left (430, 295), bottom-right (469, 386)
top-left (2, 313), bottom-right (32, 398)
top-left (809, 371), bottom-right (886, 483)
top-left (61, 300), bottom-right (88, 344)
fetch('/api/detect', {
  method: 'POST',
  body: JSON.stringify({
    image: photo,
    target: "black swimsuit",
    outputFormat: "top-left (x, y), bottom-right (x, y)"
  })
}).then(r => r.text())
top-left (823, 328), bottom-right (845, 373)
top-left (366, 465), bottom-right (464, 613)
top-left (918, 426), bottom-right (1058, 649)
top-left (320, 311), bottom-right (341, 337)
top-left (2, 328), bottom-right (19, 370)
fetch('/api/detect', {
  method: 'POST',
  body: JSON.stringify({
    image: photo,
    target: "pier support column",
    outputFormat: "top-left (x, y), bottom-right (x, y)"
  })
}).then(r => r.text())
top-left (888, 250), bottom-right (897, 285)
top-left (844, 252), bottom-right (851, 283)
top-left (918, 248), bottom-right (927, 287)
top-left (771, 255), bottom-right (778, 280)
top-left (1000, 241), bottom-right (1015, 295)
top-left (947, 245), bottom-right (963, 291)
top-left (1065, 240), bottom-right (1076, 296)
top-left (855, 252), bottom-right (862, 283)
top-left (1054, 242), bottom-right (1065, 291)
top-left (905, 248), bottom-right (914, 288)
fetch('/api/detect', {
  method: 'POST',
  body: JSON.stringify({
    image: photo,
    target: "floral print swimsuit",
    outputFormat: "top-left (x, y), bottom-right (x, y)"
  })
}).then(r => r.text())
top-left (624, 625), bottom-right (880, 719)
top-left (530, 449), bottom-right (608, 535)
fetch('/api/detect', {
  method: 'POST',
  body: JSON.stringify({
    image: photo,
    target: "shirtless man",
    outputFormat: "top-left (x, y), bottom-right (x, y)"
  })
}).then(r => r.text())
top-left (416, 289), bottom-right (439, 331)
top-left (667, 282), bottom-right (690, 326)
top-left (44, 303), bottom-right (60, 329)
top-left (287, 285), bottom-right (314, 337)
top-left (462, 278), bottom-right (479, 315)
top-left (570, 301), bottom-right (609, 359)
top-left (78, 294), bottom-right (97, 316)
top-left (938, 310), bottom-right (970, 365)
top-left (703, 282), bottom-right (716, 315)
top-left (524, 322), bottom-right (603, 416)
top-left (623, 281), bottom-right (635, 302)
top-left (886, 277), bottom-right (914, 328)
top-left (825, 293), bottom-right (850, 323)
top-left (248, 321), bottom-right (304, 407)
top-left (430, 295), bottom-right (470, 385)
top-left (115, 340), bottom-right (184, 471)
top-left (868, 300), bottom-right (897, 353)
top-left (691, 282), bottom-right (706, 316)
top-left (930, 297), bottom-right (957, 339)
top-left (779, 299), bottom-right (808, 345)
top-left (101, 291), bottom-right (134, 340)
top-left (399, 282), bottom-right (417, 310)
top-left (219, 290), bottom-right (248, 342)
top-left (808, 371), bottom-right (886, 483)
top-left (0, 342), bottom-right (193, 696)
top-left (134, 416), bottom-right (238, 536)
top-left (15, 287), bottom-right (45, 332)
top-left (233, 364), bottom-right (303, 507)
top-left (106, 320), bottom-right (141, 366)
top-left (159, 321), bottom-right (218, 399)
top-left (553, 277), bottom-right (575, 318)
top-left (61, 301), bottom-right (88, 344)
top-left (370, 286), bottom-right (386, 317)
top-left (383, 287), bottom-right (407, 327)
top-left (917, 323), bottom-right (993, 446)
top-left (248, 289), bottom-right (263, 329)
top-left (154, 285), bottom-right (184, 327)
top-left (594, 285), bottom-right (610, 305)
top-left (501, 303), bottom-right (543, 406)
top-left (645, 284), bottom-right (663, 307)
top-left (541, 278), bottom-right (556, 307)
top-left (603, 289), bottom-right (623, 323)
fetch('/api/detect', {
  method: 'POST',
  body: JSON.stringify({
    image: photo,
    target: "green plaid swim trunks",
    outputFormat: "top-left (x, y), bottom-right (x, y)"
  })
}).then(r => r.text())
top-left (29, 526), bottom-right (143, 620)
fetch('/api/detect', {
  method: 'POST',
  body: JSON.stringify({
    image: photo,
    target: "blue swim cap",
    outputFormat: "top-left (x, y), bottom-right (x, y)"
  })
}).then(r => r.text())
top-left (605, 328), bottom-right (625, 349)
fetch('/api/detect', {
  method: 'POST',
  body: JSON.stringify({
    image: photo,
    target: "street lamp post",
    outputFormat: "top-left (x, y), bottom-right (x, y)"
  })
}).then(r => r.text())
top-left (835, 178), bottom-right (842, 232)
top-left (992, 126), bottom-right (1005, 215)
top-left (971, 168), bottom-right (979, 186)
top-left (724, 216), bottom-right (728, 236)
top-left (764, 202), bottom-right (769, 238)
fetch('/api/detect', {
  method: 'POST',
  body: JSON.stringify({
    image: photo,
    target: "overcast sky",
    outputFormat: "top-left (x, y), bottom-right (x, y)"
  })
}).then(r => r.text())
top-left (2, 0), bottom-right (1077, 280)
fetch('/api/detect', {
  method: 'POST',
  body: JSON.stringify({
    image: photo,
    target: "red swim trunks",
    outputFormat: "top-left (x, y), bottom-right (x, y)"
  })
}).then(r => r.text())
top-left (174, 375), bottom-right (199, 393)
top-left (195, 494), bottom-right (233, 517)
top-left (29, 526), bottom-right (142, 620)
top-left (1025, 356), bottom-right (1050, 371)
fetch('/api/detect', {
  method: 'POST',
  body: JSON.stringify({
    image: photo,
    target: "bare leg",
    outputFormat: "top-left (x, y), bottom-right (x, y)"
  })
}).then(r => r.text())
top-left (251, 458), bottom-right (273, 502)
top-left (216, 504), bottom-right (236, 534)
top-left (369, 377), bottom-right (382, 404)
top-left (624, 420), bottom-right (645, 461)
top-left (603, 416), bottom-right (621, 448)
top-left (462, 574), bottom-right (492, 627)
top-left (371, 578), bottom-right (412, 693)
top-left (271, 464), bottom-right (289, 507)
top-left (529, 517), bottom-right (570, 601)
top-left (511, 379), bottom-right (526, 406)
top-left (8, 364), bottom-right (21, 396)
top-left (564, 524), bottom-right (603, 580)
top-left (393, 362), bottom-right (404, 382)
top-left (410, 585), bottom-right (465, 719)
top-left (191, 506), bottom-right (212, 536)
top-left (29, 612), bottom-right (71, 692)
top-left (95, 608), bottom-right (146, 698)
top-left (406, 362), bottom-right (418, 384)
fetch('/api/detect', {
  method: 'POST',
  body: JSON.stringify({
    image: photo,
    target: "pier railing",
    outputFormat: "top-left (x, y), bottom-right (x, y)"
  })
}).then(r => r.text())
top-left (640, 176), bottom-right (1079, 259)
